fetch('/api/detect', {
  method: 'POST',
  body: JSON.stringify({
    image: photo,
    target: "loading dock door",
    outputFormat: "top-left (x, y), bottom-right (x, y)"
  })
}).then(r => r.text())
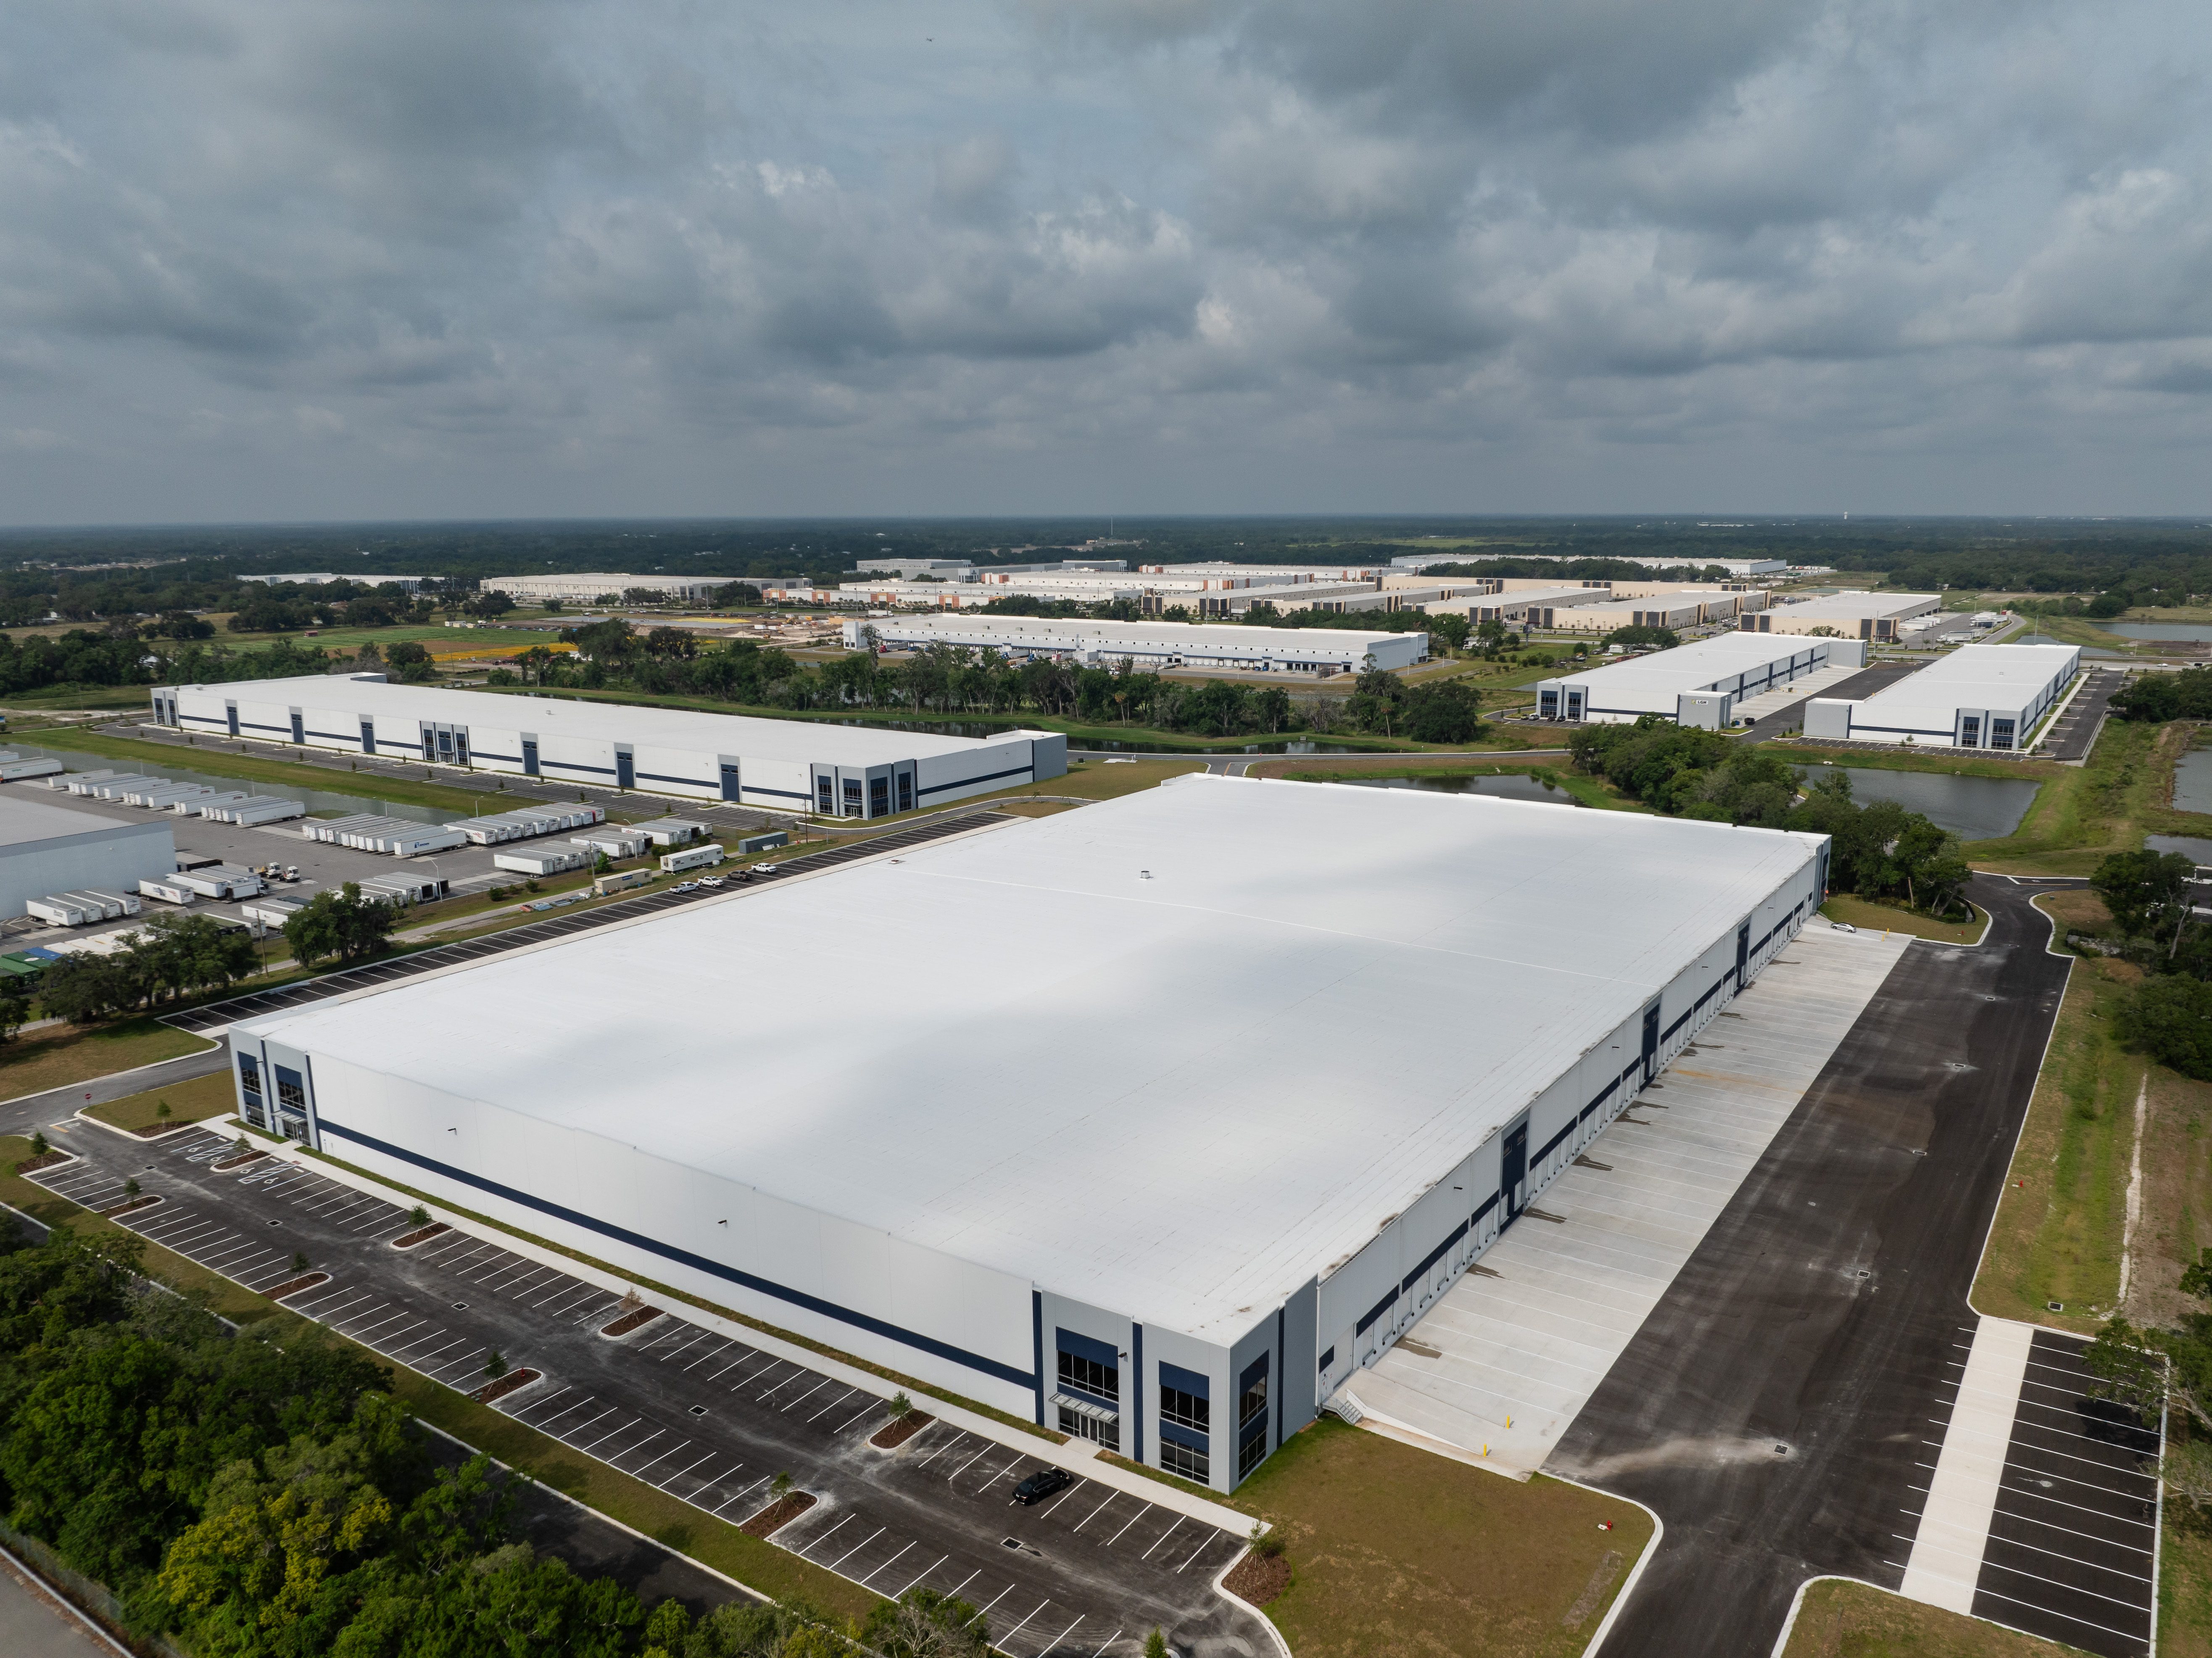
top-left (226, 704), bottom-right (239, 736)
top-left (1641, 1000), bottom-right (1661, 1085)
top-left (289, 712), bottom-right (304, 744)
top-left (1501, 1121), bottom-right (1529, 1226)
top-left (615, 752), bottom-right (635, 790)
top-left (1737, 920), bottom-right (1750, 985)
top-left (720, 763), bottom-right (740, 801)
top-left (360, 719), bottom-right (376, 754)
top-left (522, 739), bottom-right (539, 776)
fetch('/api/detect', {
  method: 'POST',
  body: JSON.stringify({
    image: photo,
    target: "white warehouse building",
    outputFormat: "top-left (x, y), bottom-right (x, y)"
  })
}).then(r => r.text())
top-left (228, 776), bottom-right (1830, 1492)
top-left (149, 675), bottom-right (1064, 820)
top-left (844, 614), bottom-right (1426, 674)
top-left (1533, 633), bottom-right (1867, 728)
top-left (1803, 641), bottom-right (2080, 750)
top-left (1743, 592), bottom-right (1940, 640)
top-left (483, 573), bottom-right (727, 604)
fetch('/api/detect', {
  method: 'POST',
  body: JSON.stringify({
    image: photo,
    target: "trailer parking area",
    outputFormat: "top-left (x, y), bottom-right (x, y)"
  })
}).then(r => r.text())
top-left (24, 1120), bottom-right (1262, 1658)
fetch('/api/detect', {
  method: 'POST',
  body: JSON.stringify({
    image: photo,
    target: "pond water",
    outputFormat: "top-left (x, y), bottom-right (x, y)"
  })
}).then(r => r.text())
top-left (2171, 751), bottom-right (2212, 816)
top-left (1328, 772), bottom-right (1583, 807)
top-left (2148, 835), bottom-right (2212, 868)
top-left (0, 740), bottom-right (459, 825)
top-left (1794, 763), bottom-right (2042, 841)
top-left (2101, 623), bottom-right (2212, 643)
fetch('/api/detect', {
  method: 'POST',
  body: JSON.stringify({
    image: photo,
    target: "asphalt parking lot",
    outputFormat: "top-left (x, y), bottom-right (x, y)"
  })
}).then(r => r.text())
top-left (1970, 1330), bottom-right (2158, 1654)
top-left (1547, 875), bottom-right (2078, 1655)
top-left (25, 1122), bottom-right (1262, 1658)
top-left (2038, 668), bottom-right (2125, 763)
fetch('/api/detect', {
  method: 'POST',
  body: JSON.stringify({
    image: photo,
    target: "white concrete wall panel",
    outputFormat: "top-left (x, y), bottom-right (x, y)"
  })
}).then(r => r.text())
top-left (300, 1055), bottom-right (1039, 1415)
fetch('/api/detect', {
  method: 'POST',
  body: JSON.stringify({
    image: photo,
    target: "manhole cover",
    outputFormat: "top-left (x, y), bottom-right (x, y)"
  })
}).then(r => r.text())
top-left (1946, 1062), bottom-right (1977, 1073)
top-left (1856, 1271), bottom-right (1871, 1279)
top-left (2047, 1301), bottom-right (2064, 1312)
top-left (689, 1405), bottom-right (708, 1417)
top-left (1001, 1538), bottom-right (1021, 1550)
top-left (267, 1219), bottom-right (282, 1226)
top-left (1774, 1444), bottom-right (1790, 1456)
top-left (453, 1301), bottom-right (467, 1310)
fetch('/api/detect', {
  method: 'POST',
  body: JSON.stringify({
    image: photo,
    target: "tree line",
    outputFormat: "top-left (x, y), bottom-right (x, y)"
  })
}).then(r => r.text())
top-left (505, 623), bottom-right (1489, 741)
top-left (1567, 720), bottom-right (1973, 916)
top-left (0, 1223), bottom-right (991, 1658)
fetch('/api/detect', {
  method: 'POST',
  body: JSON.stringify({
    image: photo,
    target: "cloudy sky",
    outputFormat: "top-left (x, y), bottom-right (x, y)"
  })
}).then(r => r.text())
top-left (5, 0), bottom-right (2209, 522)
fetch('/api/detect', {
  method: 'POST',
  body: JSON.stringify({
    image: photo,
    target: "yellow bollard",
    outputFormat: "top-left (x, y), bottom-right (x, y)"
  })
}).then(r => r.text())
top-left (1482, 1443), bottom-right (1490, 1457)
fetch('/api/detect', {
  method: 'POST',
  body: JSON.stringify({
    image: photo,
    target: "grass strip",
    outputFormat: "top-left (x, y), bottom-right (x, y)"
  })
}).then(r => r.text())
top-left (1818, 895), bottom-right (1986, 944)
top-left (1778, 1578), bottom-right (2081, 1655)
top-left (1972, 933), bottom-right (2135, 1333)
top-left (23, 727), bottom-right (513, 814)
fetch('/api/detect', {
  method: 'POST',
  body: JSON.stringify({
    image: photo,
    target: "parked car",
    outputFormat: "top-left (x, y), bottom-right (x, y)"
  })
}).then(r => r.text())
top-left (1010, 1466), bottom-right (1073, 1506)
top-left (1830, 921), bottom-right (1856, 933)
top-left (754, 864), bottom-right (780, 876)
top-left (672, 882), bottom-right (700, 894)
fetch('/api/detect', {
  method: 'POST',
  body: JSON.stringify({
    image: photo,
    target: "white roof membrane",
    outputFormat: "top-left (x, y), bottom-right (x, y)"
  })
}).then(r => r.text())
top-left (242, 775), bottom-right (1820, 1339)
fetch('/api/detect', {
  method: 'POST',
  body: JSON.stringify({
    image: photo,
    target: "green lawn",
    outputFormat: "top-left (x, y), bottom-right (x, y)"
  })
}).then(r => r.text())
top-left (82, 1069), bottom-right (236, 1133)
top-left (223, 622), bottom-right (555, 656)
top-left (0, 1017), bottom-right (214, 1104)
top-left (1226, 1417), bottom-right (1653, 1658)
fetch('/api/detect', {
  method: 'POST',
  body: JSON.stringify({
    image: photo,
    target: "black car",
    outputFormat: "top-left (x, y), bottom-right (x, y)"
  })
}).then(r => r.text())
top-left (1010, 1466), bottom-right (1074, 1506)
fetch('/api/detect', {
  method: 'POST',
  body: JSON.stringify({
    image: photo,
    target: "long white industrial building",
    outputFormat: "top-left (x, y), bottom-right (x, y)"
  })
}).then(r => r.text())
top-left (229, 776), bottom-right (1828, 1492)
top-left (844, 614), bottom-right (1426, 674)
top-left (483, 573), bottom-right (725, 604)
top-left (1744, 592), bottom-right (1940, 639)
top-left (1804, 641), bottom-right (2080, 749)
top-left (1532, 633), bottom-right (1867, 728)
top-left (149, 675), bottom-right (1064, 819)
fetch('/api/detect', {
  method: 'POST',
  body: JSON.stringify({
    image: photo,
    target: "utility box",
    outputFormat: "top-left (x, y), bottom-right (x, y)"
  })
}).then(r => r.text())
top-left (659, 843), bottom-right (725, 874)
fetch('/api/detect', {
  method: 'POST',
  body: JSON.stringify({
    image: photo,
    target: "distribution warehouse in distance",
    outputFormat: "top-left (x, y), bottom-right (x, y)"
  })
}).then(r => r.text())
top-left (148, 673), bottom-right (1064, 820)
top-left (225, 775), bottom-right (1830, 1492)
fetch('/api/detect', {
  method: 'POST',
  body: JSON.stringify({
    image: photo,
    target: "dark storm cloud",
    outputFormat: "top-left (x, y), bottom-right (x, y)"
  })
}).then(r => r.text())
top-left (2, 0), bottom-right (2209, 519)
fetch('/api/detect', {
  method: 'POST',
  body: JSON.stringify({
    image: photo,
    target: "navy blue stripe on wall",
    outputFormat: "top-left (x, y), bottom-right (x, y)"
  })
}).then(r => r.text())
top-left (1160, 1360), bottom-right (1210, 1398)
top-left (1031, 1293), bottom-right (1045, 1426)
top-left (318, 1119), bottom-right (1033, 1392)
top-left (1057, 1327), bottom-right (1119, 1369)
top-left (917, 763), bottom-right (1032, 796)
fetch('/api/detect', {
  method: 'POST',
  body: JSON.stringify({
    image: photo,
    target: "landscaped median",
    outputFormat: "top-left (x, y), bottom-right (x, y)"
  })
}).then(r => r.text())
top-left (1778, 1578), bottom-right (2080, 1657)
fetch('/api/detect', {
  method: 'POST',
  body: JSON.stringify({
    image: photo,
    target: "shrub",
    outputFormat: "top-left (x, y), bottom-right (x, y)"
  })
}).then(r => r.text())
top-left (2116, 976), bottom-right (2212, 1080)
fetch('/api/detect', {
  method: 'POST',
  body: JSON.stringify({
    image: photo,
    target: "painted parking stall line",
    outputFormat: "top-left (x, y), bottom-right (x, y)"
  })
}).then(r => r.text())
top-left (21, 1122), bottom-right (1245, 1658)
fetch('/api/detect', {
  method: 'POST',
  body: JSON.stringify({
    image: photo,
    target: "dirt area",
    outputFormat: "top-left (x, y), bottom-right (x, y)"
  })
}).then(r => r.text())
top-left (212, 1149), bottom-right (268, 1171)
top-left (600, 1304), bottom-right (662, 1337)
top-left (738, 1492), bottom-right (815, 1539)
top-left (11, 1149), bottom-right (74, 1175)
top-left (96, 1195), bottom-right (160, 1217)
top-left (474, 1368), bottom-right (541, 1406)
top-left (264, 1272), bottom-right (330, 1300)
top-left (1779, 1578), bottom-right (2080, 1656)
top-left (1225, 1418), bottom-right (1652, 1658)
top-left (392, 1221), bottom-right (449, 1248)
top-left (868, 1411), bottom-right (933, 1450)
top-left (1221, 1550), bottom-right (1291, 1607)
